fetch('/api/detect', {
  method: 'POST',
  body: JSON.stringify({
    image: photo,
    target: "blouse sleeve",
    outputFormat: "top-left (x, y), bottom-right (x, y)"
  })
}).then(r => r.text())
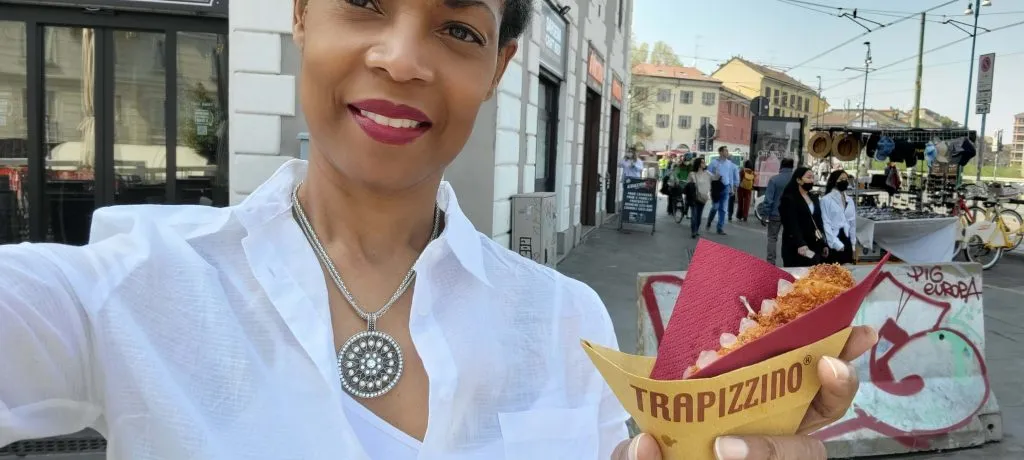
top-left (0, 243), bottom-right (102, 446)
top-left (821, 197), bottom-right (845, 251)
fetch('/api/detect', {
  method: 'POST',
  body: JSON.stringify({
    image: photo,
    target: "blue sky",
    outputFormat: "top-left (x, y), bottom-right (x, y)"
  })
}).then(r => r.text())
top-left (632, 0), bottom-right (1023, 138)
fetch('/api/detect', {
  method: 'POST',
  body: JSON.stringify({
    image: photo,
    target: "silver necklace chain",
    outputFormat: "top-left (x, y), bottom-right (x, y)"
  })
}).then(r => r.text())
top-left (290, 182), bottom-right (441, 331)
top-left (290, 182), bottom-right (441, 399)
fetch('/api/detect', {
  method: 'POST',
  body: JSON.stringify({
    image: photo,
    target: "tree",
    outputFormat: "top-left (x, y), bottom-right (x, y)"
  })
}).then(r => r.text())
top-left (181, 82), bottom-right (222, 164)
top-left (631, 34), bottom-right (649, 68)
top-left (648, 41), bottom-right (683, 66)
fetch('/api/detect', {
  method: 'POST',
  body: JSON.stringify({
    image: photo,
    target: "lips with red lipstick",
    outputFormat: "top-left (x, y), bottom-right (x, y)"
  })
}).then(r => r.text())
top-left (348, 99), bottom-right (433, 146)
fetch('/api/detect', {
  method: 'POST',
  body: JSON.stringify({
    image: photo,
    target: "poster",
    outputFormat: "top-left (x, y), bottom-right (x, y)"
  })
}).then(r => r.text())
top-left (622, 177), bottom-right (657, 226)
top-left (749, 117), bottom-right (805, 188)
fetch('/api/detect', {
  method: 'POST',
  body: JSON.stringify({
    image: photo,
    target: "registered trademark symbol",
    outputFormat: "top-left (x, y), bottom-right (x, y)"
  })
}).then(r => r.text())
top-left (803, 355), bottom-right (812, 366)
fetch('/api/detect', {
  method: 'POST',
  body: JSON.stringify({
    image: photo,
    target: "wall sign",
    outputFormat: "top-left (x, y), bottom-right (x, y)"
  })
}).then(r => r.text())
top-left (611, 74), bottom-right (623, 107)
top-left (539, 1), bottom-right (567, 78)
top-left (587, 45), bottom-right (605, 92)
top-left (3, 0), bottom-right (228, 16)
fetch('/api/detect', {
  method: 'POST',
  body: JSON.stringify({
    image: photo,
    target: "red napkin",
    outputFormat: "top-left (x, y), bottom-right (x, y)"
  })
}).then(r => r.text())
top-left (649, 240), bottom-right (889, 380)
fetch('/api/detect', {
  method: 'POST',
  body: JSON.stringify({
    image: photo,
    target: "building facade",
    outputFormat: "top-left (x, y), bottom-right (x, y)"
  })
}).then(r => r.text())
top-left (1013, 113), bottom-right (1024, 171)
top-left (716, 87), bottom-right (752, 154)
top-left (228, 0), bottom-right (634, 254)
top-left (0, 0), bottom-right (228, 245)
top-left (712, 57), bottom-right (828, 126)
top-left (631, 64), bottom-right (720, 153)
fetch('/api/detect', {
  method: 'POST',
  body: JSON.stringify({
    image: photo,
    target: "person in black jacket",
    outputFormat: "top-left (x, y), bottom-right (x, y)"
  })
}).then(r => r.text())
top-left (779, 166), bottom-right (829, 267)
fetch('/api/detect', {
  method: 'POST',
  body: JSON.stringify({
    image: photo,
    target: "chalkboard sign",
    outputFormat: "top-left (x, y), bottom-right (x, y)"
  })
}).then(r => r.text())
top-left (621, 177), bottom-right (657, 228)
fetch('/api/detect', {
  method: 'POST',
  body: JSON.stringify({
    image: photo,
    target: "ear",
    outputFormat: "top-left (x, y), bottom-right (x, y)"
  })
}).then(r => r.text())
top-left (485, 41), bottom-right (519, 100)
top-left (292, 0), bottom-right (307, 51)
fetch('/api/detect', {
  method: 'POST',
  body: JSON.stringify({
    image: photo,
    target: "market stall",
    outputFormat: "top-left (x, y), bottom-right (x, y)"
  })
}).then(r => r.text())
top-left (808, 126), bottom-right (978, 264)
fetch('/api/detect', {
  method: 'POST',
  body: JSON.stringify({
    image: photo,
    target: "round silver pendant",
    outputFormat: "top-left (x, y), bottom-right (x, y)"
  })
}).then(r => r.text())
top-left (336, 330), bottom-right (404, 399)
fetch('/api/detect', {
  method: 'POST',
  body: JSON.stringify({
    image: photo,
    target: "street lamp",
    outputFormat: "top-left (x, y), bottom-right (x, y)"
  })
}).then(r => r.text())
top-left (963, 0), bottom-right (992, 126)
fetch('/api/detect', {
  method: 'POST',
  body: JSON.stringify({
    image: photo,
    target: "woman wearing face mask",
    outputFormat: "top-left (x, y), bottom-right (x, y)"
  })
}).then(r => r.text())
top-left (821, 170), bottom-right (857, 265)
top-left (0, 1), bottom-right (877, 459)
top-left (779, 167), bottom-right (828, 267)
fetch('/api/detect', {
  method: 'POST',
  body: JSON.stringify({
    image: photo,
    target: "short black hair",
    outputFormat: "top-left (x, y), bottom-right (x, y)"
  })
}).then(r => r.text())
top-left (299, 0), bottom-right (533, 46)
top-left (499, 0), bottom-right (533, 45)
top-left (780, 158), bottom-right (795, 169)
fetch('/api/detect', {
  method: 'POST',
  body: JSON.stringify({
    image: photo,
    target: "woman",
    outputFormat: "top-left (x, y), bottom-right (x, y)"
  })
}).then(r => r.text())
top-left (0, 1), bottom-right (874, 459)
top-left (779, 167), bottom-right (829, 267)
top-left (685, 157), bottom-right (712, 239)
top-left (736, 160), bottom-right (756, 222)
top-left (822, 170), bottom-right (857, 265)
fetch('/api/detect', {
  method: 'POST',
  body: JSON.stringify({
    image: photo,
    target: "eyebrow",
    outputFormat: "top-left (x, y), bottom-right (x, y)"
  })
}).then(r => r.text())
top-left (443, 0), bottom-right (498, 21)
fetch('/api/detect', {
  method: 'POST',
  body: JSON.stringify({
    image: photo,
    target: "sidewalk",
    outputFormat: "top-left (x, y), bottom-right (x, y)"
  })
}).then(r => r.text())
top-left (558, 196), bottom-right (1023, 459)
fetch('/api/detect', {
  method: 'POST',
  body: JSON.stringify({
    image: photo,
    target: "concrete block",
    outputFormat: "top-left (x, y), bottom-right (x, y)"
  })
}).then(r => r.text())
top-left (230, 113), bottom-right (281, 155)
top-left (230, 31), bottom-right (282, 74)
top-left (233, 73), bottom-right (296, 116)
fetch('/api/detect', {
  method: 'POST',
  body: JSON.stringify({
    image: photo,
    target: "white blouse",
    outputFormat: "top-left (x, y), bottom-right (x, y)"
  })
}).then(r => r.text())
top-left (821, 190), bottom-right (857, 251)
top-left (0, 160), bottom-right (628, 459)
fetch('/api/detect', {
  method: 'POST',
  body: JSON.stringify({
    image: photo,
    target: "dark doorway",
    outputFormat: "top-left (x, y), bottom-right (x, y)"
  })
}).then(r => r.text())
top-left (605, 106), bottom-right (621, 214)
top-left (0, 5), bottom-right (228, 244)
top-left (580, 89), bottom-right (601, 226)
top-left (535, 73), bottom-right (559, 193)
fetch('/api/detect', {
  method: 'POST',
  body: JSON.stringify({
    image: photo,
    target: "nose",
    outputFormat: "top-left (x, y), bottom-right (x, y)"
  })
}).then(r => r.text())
top-left (364, 24), bottom-right (435, 84)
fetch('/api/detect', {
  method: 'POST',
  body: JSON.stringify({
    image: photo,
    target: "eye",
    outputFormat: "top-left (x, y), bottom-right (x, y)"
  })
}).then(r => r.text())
top-left (444, 24), bottom-right (485, 45)
top-left (345, 0), bottom-right (382, 13)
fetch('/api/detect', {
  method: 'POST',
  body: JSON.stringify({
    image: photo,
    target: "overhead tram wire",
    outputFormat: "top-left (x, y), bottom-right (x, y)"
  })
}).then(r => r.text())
top-left (780, 0), bottom-right (959, 73)
top-left (820, 19), bottom-right (1024, 92)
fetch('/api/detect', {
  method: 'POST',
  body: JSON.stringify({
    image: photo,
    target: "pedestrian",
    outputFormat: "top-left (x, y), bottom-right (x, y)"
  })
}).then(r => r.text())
top-left (763, 157), bottom-right (795, 266)
top-left (666, 161), bottom-right (688, 216)
top-left (821, 170), bottom-right (856, 265)
top-left (707, 146), bottom-right (739, 235)
top-left (779, 167), bottom-right (829, 267)
top-left (736, 160), bottom-right (756, 222)
top-left (685, 157), bottom-right (712, 239)
top-left (0, 1), bottom-right (873, 458)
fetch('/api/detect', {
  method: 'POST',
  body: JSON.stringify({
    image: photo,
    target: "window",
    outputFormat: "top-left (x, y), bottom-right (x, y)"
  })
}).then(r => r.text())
top-left (773, 89), bottom-right (780, 106)
top-left (790, 94), bottom-right (797, 108)
top-left (763, 86), bottom-right (771, 98)
top-left (773, 108), bottom-right (781, 116)
top-left (702, 92), bottom-right (716, 106)
top-left (617, 0), bottom-right (625, 28)
top-left (700, 116), bottom-right (711, 128)
top-left (634, 112), bottom-right (643, 124)
top-left (678, 115), bottom-right (691, 129)
top-left (680, 90), bottom-right (693, 104)
top-left (656, 114), bottom-right (670, 128)
top-left (781, 91), bottom-right (788, 107)
top-left (635, 87), bottom-right (649, 101)
top-left (805, 99), bottom-right (811, 112)
top-left (153, 38), bottom-right (166, 70)
top-left (797, 96), bottom-right (803, 112)
top-left (657, 89), bottom-right (671, 103)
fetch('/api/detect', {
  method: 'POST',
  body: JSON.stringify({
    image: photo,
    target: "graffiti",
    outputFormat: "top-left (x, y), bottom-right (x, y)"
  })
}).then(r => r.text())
top-left (636, 264), bottom-right (991, 452)
top-left (814, 269), bottom-right (990, 450)
top-left (905, 266), bottom-right (982, 302)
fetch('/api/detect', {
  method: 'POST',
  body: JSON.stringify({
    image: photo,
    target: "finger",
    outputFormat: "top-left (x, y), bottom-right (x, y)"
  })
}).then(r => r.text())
top-left (797, 355), bottom-right (859, 434)
top-left (610, 433), bottom-right (662, 460)
top-left (837, 325), bottom-right (878, 362)
top-left (714, 435), bottom-right (826, 460)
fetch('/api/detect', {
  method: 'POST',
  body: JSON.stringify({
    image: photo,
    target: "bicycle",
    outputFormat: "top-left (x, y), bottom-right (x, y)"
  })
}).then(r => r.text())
top-left (954, 184), bottom-right (1024, 270)
top-left (673, 197), bottom-right (686, 224)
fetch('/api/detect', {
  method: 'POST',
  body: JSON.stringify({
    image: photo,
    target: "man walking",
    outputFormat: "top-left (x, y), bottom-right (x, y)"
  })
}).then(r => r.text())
top-left (763, 157), bottom-right (795, 265)
top-left (707, 147), bottom-right (739, 235)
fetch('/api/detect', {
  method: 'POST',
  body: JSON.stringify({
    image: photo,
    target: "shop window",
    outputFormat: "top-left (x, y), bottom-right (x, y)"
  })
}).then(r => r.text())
top-left (680, 90), bottom-right (693, 104)
top-left (656, 114), bottom-right (669, 128)
top-left (535, 75), bottom-right (559, 192)
top-left (678, 115), bottom-right (691, 129)
top-left (702, 92), bottom-right (716, 106)
top-left (657, 89), bottom-right (671, 103)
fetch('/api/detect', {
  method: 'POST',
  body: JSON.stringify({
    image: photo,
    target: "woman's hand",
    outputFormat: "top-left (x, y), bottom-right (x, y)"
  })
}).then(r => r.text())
top-left (797, 246), bottom-right (815, 260)
top-left (610, 325), bottom-right (877, 460)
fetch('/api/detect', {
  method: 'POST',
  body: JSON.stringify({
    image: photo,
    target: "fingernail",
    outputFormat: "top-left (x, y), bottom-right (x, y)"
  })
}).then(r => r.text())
top-left (823, 356), bottom-right (850, 381)
top-left (628, 433), bottom-right (647, 460)
top-left (715, 437), bottom-right (749, 460)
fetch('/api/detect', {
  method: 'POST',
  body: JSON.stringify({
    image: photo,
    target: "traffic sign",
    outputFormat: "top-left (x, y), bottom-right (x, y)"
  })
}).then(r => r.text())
top-left (976, 53), bottom-right (996, 102)
top-left (977, 103), bottom-right (990, 115)
top-left (977, 89), bottom-right (992, 105)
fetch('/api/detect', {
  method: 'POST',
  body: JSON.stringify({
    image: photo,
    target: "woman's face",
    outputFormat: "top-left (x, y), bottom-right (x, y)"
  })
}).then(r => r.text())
top-left (294, 0), bottom-right (516, 192)
top-left (800, 170), bottom-right (814, 184)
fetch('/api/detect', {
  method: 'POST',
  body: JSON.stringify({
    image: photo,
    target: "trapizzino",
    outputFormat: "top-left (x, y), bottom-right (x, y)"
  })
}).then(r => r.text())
top-left (630, 362), bottom-right (805, 423)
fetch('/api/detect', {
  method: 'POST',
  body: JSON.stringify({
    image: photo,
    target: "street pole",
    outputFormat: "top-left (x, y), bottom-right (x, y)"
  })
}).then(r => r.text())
top-left (816, 76), bottom-right (823, 127)
top-left (977, 114), bottom-right (987, 182)
top-left (859, 42), bottom-right (872, 128)
top-left (964, 0), bottom-right (981, 127)
top-left (912, 13), bottom-right (926, 129)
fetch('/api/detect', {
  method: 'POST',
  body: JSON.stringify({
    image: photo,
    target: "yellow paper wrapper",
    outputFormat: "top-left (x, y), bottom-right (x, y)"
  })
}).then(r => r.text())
top-left (582, 328), bottom-right (853, 460)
